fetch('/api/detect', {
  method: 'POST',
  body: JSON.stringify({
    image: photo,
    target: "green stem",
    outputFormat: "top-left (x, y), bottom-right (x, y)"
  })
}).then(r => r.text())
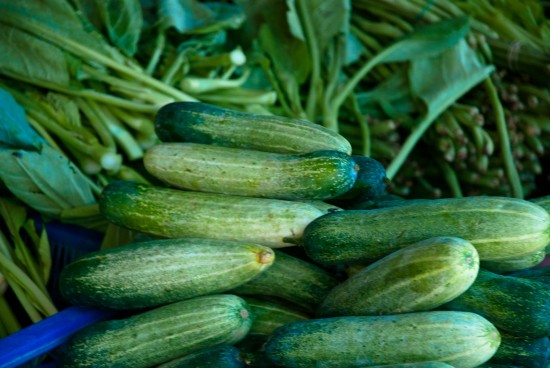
top-left (76, 98), bottom-right (117, 149)
top-left (297, 0), bottom-right (322, 121)
top-left (349, 93), bottom-right (371, 156)
top-left (258, 57), bottom-right (293, 117)
top-left (0, 296), bottom-right (21, 334)
top-left (439, 161), bottom-right (463, 197)
top-left (145, 30), bottom-right (166, 76)
top-left (484, 77), bottom-right (523, 198)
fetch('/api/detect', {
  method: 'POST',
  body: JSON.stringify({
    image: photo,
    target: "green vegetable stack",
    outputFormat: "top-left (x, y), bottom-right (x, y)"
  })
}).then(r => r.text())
top-left (53, 101), bottom-right (550, 367)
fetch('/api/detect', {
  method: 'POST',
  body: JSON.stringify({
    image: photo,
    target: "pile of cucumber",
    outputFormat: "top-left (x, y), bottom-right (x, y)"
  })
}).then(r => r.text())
top-left (56, 102), bottom-right (550, 368)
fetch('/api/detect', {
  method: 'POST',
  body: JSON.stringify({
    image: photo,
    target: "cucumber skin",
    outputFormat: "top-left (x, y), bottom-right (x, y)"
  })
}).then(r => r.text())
top-left (488, 334), bottom-right (550, 368)
top-left (243, 297), bottom-right (310, 336)
top-left (99, 181), bottom-right (324, 248)
top-left (230, 250), bottom-right (339, 313)
top-left (59, 238), bottom-right (274, 310)
top-left (368, 363), bottom-right (455, 368)
top-left (56, 294), bottom-right (253, 368)
top-left (144, 143), bottom-right (358, 200)
top-left (154, 102), bottom-right (352, 155)
top-left (442, 269), bottom-right (550, 337)
top-left (318, 236), bottom-right (479, 317)
top-left (331, 155), bottom-right (388, 201)
top-left (264, 311), bottom-right (500, 368)
top-left (157, 344), bottom-right (246, 368)
top-left (481, 249), bottom-right (546, 274)
top-left (303, 196), bottom-right (550, 265)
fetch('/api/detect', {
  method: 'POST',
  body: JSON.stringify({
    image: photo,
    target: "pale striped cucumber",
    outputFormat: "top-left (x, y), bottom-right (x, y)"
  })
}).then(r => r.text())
top-left (99, 181), bottom-right (325, 247)
top-left (304, 196), bottom-right (550, 265)
top-left (265, 311), bottom-right (500, 368)
top-left (318, 236), bottom-right (479, 317)
top-left (480, 249), bottom-right (546, 274)
top-left (243, 297), bottom-right (310, 336)
top-left (157, 344), bottom-right (246, 368)
top-left (230, 250), bottom-right (339, 313)
top-left (59, 238), bottom-right (274, 309)
top-left (154, 102), bottom-right (352, 154)
top-left (144, 143), bottom-right (358, 200)
top-left (56, 294), bottom-right (253, 368)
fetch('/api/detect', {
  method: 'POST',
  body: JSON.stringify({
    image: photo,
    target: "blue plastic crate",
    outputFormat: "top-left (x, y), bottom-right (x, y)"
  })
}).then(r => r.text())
top-left (0, 220), bottom-right (114, 368)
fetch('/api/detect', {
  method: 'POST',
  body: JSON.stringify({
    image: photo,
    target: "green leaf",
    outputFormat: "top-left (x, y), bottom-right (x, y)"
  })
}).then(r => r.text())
top-left (0, 146), bottom-right (96, 216)
top-left (378, 15), bottom-right (472, 63)
top-left (97, 0), bottom-right (143, 56)
top-left (0, 23), bottom-right (71, 86)
top-left (193, 3), bottom-right (246, 34)
top-left (409, 38), bottom-right (495, 121)
top-left (304, 0), bottom-right (350, 53)
top-left (0, 88), bottom-right (45, 151)
top-left (158, 0), bottom-right (215, 33)
top-left (0, 0), bottom-right (127, 65)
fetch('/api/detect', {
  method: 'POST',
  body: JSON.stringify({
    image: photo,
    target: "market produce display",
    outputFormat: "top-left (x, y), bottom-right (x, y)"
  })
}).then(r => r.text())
top-left (0, 0), bottom-right (550, 367)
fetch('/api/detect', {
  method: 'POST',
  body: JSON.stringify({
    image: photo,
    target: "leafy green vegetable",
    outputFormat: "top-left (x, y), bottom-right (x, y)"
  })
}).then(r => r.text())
top-left (0, 146), bottom-right (95, 216)
top-left (98, 0), bottom-right (143, 56)
top-left (0, 88), bottom-right (45, 151)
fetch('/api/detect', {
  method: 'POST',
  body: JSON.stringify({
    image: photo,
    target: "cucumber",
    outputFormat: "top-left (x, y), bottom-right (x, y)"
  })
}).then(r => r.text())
top-left (480, 249), bottom-right (545, 274)
top-left (264, 311), bottom-right (500, 368)
top-left (230, 250), bottom-right (339, 313)
top-left (157, 344), bottom-right (246, 368)
top-left (330, 155), bottom-right (388, 202)
top-left (243, 297), bottom-right (310, 336)
top-left (506, 265), bottom-right (550, 284)
top-left (56, 294), bottom-right (253, 368)
top-left (303, 196), bottom-right (550, 265)
top-left (442, 269), bottom-right (550, 337)
top-left (530, 195), bottom-right (550, 212)
top-left (318, 236), bottom-right (479, 317)
top-left (99, 181), bottom-right (325, 248)
top-left (144, 143), bottom-right (358, 200)
top-left (488, 334), bottom-right (550, 368)
top-left (154, 102), bottom-right (352, 154)
top-left (59, 238), bottom-right (274, 310)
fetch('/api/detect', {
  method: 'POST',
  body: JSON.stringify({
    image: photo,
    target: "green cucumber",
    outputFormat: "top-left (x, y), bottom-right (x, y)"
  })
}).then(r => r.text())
top-left (318, 236), bottom-right (479, 317)
top-left (230, 250), bottom-right (339, 313)
top-left (265, 311), bottom-right (500, 368)
top-left (488, 334), bottom-right (550, 368)
top-left (330, 154), bottom-right (389, 202)
top-left (442, 268), bottom-right (550, 337)
top-left (506, 265), bottom-right (550, 284)
top-left (99, 181), bottom-right (325, 248)
top-left (157, 344), bottom-right (246, 368)
top-left (480, 249), bottom-right (545, 274)
top-left (144, 143), bottom-right (358, 200)
top-left (59, 238), bottom-right (274, 310)
top-left (154, 102), bottom-right (352, 154)
top-left (243, 297), bottom-right (310, 336)
top-left (56, 294), bottom-right (253, 368)
top-left (303, 196), bottom-right (550, 265)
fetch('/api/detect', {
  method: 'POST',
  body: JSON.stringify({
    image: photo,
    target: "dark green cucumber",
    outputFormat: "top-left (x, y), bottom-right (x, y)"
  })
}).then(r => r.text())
top-left (230, 250), bottom-right (339, 313)
top-left (480, 249), bottom-right (545, 274)
top-left (442, 269), bottom-right (550, 337)
top-left (318, 236), bottom-right (479, 317)
top-left (330, 154), bottom-right (388, 201)
top-left (144, 143), bottom-right (358, 200)
top-left (157, 344), bottom-right (246, 368)
top-left (265, 311), bottom-right (500, 368)
top-left (99, 181), bottom-right (325, 248)
top-left (488, 334), bottom-right (550, 368)
top-left (154, 102), bottom-right (352, 154)
top-left (507, 265), bottom-right (550, 284)
top-left (56, 294), bottom-right (253, 368)
top-left (59, 238), bottom-right (274, 310)
top-left (243, 297), bottom-right (310, 336)
top-left (303, 196), bottom-right (550, 265)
